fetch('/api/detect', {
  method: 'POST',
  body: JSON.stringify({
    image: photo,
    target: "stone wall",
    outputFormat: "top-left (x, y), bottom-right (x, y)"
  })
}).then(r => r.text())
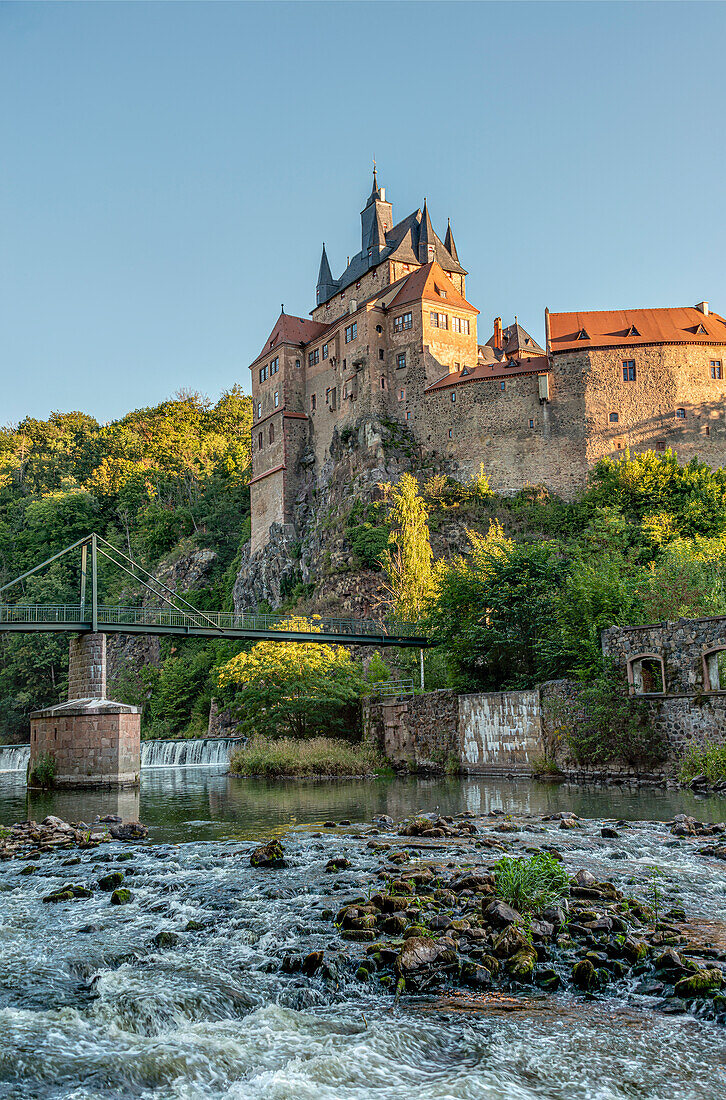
top-left (459, 690), bottom-right (542, 773)
top-left (68, 633), bottom-right (106, 700)
top-left (364, 690), bottom-right (459, 770)
top-left (29, 699), bottom-right (141, 787)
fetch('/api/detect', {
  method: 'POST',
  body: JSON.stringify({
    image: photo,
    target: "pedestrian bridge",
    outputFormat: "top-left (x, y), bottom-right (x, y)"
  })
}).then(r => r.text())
top-left (0, 534), bottom-right (428, 648)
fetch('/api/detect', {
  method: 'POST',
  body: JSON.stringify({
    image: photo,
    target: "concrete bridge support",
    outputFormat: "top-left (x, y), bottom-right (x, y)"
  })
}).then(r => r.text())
top-left (29, 633), bottom-right (141, 788)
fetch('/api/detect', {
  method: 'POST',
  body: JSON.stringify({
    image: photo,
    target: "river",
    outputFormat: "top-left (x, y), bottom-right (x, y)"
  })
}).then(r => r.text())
top-left (0, 768), bottom-right (725, 1099)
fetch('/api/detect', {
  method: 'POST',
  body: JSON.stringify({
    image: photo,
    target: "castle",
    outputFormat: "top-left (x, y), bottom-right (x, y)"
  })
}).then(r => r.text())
top-left (248, 171), bottom-right (726, 551)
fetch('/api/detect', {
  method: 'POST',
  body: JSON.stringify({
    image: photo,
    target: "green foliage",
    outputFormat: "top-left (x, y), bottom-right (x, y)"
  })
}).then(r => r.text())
top-left (381, 474), bottom-right (433, 621)
top-left (229, 735), bottom-right (382, 777)
top-left (216, 619), bottom-right (366, 740)
top-left (556, 669), bottom-right (668, 767)
top-left (366, 652), bottom-right (392, 685)
top-left (347, 522), bottom-right (390, 569)
top-left (679, 741), bottom-right (726, 783)
top-left (28, 752), bottom-right (56, 789)
top-left (493, 851), bottom-right (569, 914)
top-left (0, 391), bottom-right (253, 739)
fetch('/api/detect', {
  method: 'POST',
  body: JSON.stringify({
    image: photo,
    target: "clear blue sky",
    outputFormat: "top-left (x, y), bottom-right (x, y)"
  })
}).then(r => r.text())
top-left (2, 1), bottom-right (726, 424)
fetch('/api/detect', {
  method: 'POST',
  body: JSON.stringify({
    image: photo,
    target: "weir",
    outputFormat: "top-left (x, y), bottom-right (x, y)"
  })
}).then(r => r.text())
top-left (0, 735), bottom-right (238, 777)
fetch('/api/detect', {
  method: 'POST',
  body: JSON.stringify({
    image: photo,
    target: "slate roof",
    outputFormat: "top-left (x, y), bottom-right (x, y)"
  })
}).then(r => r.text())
top-left (548, 306), bottom-right (726, 352)
top-left (485, 321), bottom-right (545, 358)
top-left (387, 261), bottom-right (479, 314)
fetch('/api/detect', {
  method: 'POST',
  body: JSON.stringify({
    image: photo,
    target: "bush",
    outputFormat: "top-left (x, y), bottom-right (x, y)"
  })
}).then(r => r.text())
top-left (229, 736), bottom-right (382, 777)
top-left (679, 742), bottom-right (726, 784)
top-left (28, 752), bottom-right (56, 789)
top-left (493, 851), bottom-right (569, 914)
top-left (558, 670), bottom-right (668, 767)
top-left (347, 522), bottom-right (390, 569)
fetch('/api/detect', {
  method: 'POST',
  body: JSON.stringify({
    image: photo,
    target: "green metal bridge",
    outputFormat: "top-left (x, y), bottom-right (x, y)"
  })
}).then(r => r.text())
top-left (0, 534), bottom-right (428, 649)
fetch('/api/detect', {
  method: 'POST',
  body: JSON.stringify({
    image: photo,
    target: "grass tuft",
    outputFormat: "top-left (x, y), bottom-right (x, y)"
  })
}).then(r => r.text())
top-left (229, 736), bottom-right (383, 778)
top-left (493, 851), bottom-right (570, 914)
top-left (679, 741), bottom-right (726, 784)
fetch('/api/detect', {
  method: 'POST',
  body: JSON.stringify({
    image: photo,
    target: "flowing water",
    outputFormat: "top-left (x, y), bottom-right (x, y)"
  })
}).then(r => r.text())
top-left (0, 768), bottom-right (725, 1099)
top-left (0, 738), bottom-right (240, 776)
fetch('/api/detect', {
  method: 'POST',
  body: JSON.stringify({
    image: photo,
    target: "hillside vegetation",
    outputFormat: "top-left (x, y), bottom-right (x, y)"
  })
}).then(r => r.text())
top-left (2, 391), bottom-right (725, 755)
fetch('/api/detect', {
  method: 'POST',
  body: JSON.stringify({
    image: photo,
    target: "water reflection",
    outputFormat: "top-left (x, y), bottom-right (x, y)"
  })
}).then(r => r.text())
top-left (1, 769), bottom-right (724, 843)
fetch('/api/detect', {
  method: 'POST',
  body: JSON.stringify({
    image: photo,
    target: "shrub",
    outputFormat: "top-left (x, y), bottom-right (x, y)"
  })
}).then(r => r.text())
top-left (493, 851), bottom-right (569, 914)
top-left (679, 742), bottom-right (726, 784)
top-left (559, 669), bottom-right (668, 767)
top-left (229, 736), bottom-right (382, 778)
top-left (347, 522), bottom-right (390, 570)
top-left (28, 752), bottom-right (56, 789)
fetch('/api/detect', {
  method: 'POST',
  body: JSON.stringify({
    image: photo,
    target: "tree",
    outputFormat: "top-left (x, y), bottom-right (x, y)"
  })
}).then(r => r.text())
top-left (216, 618), bottom-right (365, 739)
top-left (429, 523), bottom-right (565, 689)
top-left (381, 473), bottom-right (433, 621)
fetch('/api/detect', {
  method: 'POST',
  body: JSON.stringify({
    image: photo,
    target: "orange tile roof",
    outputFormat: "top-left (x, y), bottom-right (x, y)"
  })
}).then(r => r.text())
top-left (548, 306), bottom-right (726, 353)
top-left (252, 312), bottom-right (331, 366)
top-left (426, 355), bottom-right (549, 392)
top-left (387, 261), bottom-right (479, 314)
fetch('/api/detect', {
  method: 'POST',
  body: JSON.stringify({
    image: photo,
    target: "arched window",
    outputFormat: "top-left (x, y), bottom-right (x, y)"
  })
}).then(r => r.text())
top-left (609, 412), bottom-right (619, 423)
top-left (627, 654), bottom-right (666, 695)
top-left (703, 647), bottom-right (726, 691)
top-left (676, 408), bottom-right (686, 419)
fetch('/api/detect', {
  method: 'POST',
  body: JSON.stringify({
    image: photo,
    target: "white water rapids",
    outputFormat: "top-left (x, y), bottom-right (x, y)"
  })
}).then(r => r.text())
top-left (0, 797), bottom-right (724, 1098)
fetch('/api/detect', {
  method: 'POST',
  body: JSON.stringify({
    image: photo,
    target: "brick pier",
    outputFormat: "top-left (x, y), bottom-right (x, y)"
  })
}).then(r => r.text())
top-left (29, 633), bottom-right (141, 788)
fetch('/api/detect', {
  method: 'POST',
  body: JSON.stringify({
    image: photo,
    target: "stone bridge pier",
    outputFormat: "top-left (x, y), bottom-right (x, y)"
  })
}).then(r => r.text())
top-left (29, 633), bottom-right (141, 788)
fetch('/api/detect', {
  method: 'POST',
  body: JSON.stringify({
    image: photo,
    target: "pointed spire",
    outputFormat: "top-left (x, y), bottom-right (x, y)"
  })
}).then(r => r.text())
top-left (366, 159), bottom-right (382, 206)
top-left (418, 199), bottom-right (436, 263)
top-left (444, 218), bottom-right (459, 263)
top-left (368, 205), bottom-right (387, 250)
top-left (316, 243), bottom-right (337, 306)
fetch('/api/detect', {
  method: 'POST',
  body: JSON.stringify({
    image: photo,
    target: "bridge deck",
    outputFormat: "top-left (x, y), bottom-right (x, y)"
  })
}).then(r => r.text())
top-left (0, 604), bottom-right (427, 647)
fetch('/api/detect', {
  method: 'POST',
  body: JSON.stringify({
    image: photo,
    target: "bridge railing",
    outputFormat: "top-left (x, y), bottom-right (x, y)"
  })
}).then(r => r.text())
top-left (372, 678), bottom-right (415, 697)
top-left (0, 603), bottom-right (423, 640)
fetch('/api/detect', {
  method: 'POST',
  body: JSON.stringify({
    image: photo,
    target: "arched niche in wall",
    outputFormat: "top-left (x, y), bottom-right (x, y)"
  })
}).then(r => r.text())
top-left (627, 653), bottom-right (666, 695)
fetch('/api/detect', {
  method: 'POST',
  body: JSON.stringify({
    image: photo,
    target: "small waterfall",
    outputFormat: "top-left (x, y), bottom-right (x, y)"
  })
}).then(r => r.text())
top-left (0, 744), bottom-right (30, 773)
top-left (0, 738), bottom-right (237, 776)
top-left (140, 737), bottom-right (239, 769)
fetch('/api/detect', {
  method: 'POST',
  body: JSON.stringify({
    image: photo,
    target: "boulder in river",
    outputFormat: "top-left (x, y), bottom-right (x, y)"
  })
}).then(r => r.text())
top-left (249, 839), bottom-right (286, 868)
top-left (109, 823), bottom-right (149, 842)
top-left (483, 899), bottom-right (521, 928)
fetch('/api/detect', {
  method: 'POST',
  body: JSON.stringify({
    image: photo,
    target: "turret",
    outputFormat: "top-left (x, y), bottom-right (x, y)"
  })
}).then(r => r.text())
top-left (360, 165), bottom-right (393, 253)
top-left (316, 243), bottom-right (337, 305)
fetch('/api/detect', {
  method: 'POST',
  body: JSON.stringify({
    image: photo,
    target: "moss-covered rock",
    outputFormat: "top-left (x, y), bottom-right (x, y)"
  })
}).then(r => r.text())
top-left (572, 959), bottom-right (598, 991)
top-left (98, 871), bottom-right (124, 892)
top-left (110, 887), bottom-right (133, 905)
top-left (674, 969), bottom-right (724, 999)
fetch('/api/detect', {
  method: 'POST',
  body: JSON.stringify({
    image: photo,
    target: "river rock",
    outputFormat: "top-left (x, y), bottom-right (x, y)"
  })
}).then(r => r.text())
top-left (674, 969), bottom-right (724, 999)
top-left (507, 946), bottom-right (537, 981)
top-left (249, 840), bottom-right (286, 868)
top-left (493, 924), bottom-right (531, 959)
top-left (572, 959), bottom-right (598, 990)
top-left (109, 823), bottom-right (149, 842)
top-left (483, 899), bottom-right (521, 928)
top-left (396, 936), bottom-right (454, 973)
top-left (572, 869), bottom-right (597, 888)
top-left (98, 871), bottom-right (124, 891)
top-left (110, 888), bottom-right (133, 905)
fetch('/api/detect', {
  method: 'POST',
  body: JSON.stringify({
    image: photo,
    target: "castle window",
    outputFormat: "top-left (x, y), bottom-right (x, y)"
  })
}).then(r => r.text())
top-left (260, 365), bottom-right (268, 383)
top-left (356, 281), bottom-right (361, 289)
top-left (622, 360), bottom-right (636, 381)
top-left (676, 408), bottom-right (686, 418)
top-left (274, 391), bottom-right (279, 408)
top-left (628, 654), bottom-right (666, 695)
top-left (529, 419), bottom-right (534, 428)
top-left (399, 388), bottom-right (406, 401)
top-left (269, 423), bottom-right (274, 444)
top-left (430, 312), bottom-right (439, 327)
top-left (394, 312), bottom-right (412, 332)
top-left (345, 322), bottom-right (357, 343)
top-left (295, 359), bottom-right (301, 369)
top-left (656, 440), bottom-right (666, 451)
top-left (452, 317), bottom-right (470, 334)
top-left (381, 376), bottom-right (386, 389)
top-left (609, 412), bottom-right (619, 423)
top-left (322, 344), bottom-right (328, 360)
top-left (257, 401), bottom-right (262, 419)
top-left (437, 287), bottom-right (447, 298)
top-left (706, 425), bottom-right (711, 436)
top-left (325, 388), bottom-right (330, 405)
top-left (711, 360), bottom-right (723, 379)
top-left (451, 392), bottom-right (456, 403)
top-left (325, 302), bottom-right (330, 310)
top-left (310, 394), bottom-right (316, 411)
top-left (449, 428), bottom-right (453, 439)
top-left (500, 381), bottom-right (505, 391)
top-left (258, 432), bottom-right (263, 450)
top-left (270, 357), bottom-right (279, 375)
top-left (406, 410), bottom-right (412, 420)
top-left (376, 325), bottom-right (383, 333)
top-left (397, 353), bottom-right (406, 369)
top-left (308, 349), bottom-right (319, 367)
top-left (379, 349), bottom-right (384, 360)
top-left (704, 647), bottom-right (726, 691)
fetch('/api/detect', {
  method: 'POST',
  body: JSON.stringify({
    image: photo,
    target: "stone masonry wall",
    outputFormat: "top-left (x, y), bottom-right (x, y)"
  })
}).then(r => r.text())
top-left (30, 702), bottom-right (141, 787)
top-left (459, 690), bottom-right (542, 774)
top-left (601, 616), bottom-right (726, 696)
top-left (68, 633), bottom-right (107, 700)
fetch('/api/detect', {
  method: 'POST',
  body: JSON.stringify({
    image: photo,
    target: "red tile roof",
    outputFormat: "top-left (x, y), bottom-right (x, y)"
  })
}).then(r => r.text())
top-left (387, 261), bottom-right (479, 314)
top-left (252, 312), bottom-right (331, 366)
top-left (548, 306), bottom-right (726, 353)
top-left (426, 355), bottom-right (549, 392)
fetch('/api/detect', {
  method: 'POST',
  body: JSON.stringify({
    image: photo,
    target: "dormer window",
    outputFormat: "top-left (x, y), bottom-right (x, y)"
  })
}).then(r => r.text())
top-left (437, 287), bottom-right (447, 298)
top-left (577, 328), bottom-right (589, 340)
top-left (625, 324), bottom-right (640, 337)
top-left (695, 323), bottom-right (708, 335)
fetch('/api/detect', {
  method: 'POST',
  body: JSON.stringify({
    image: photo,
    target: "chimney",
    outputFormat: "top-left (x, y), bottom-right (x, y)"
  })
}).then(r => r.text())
top-left (493, 317), bottom-right (503, 351)
top-left (696, 301), bottom-right (709, 316)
